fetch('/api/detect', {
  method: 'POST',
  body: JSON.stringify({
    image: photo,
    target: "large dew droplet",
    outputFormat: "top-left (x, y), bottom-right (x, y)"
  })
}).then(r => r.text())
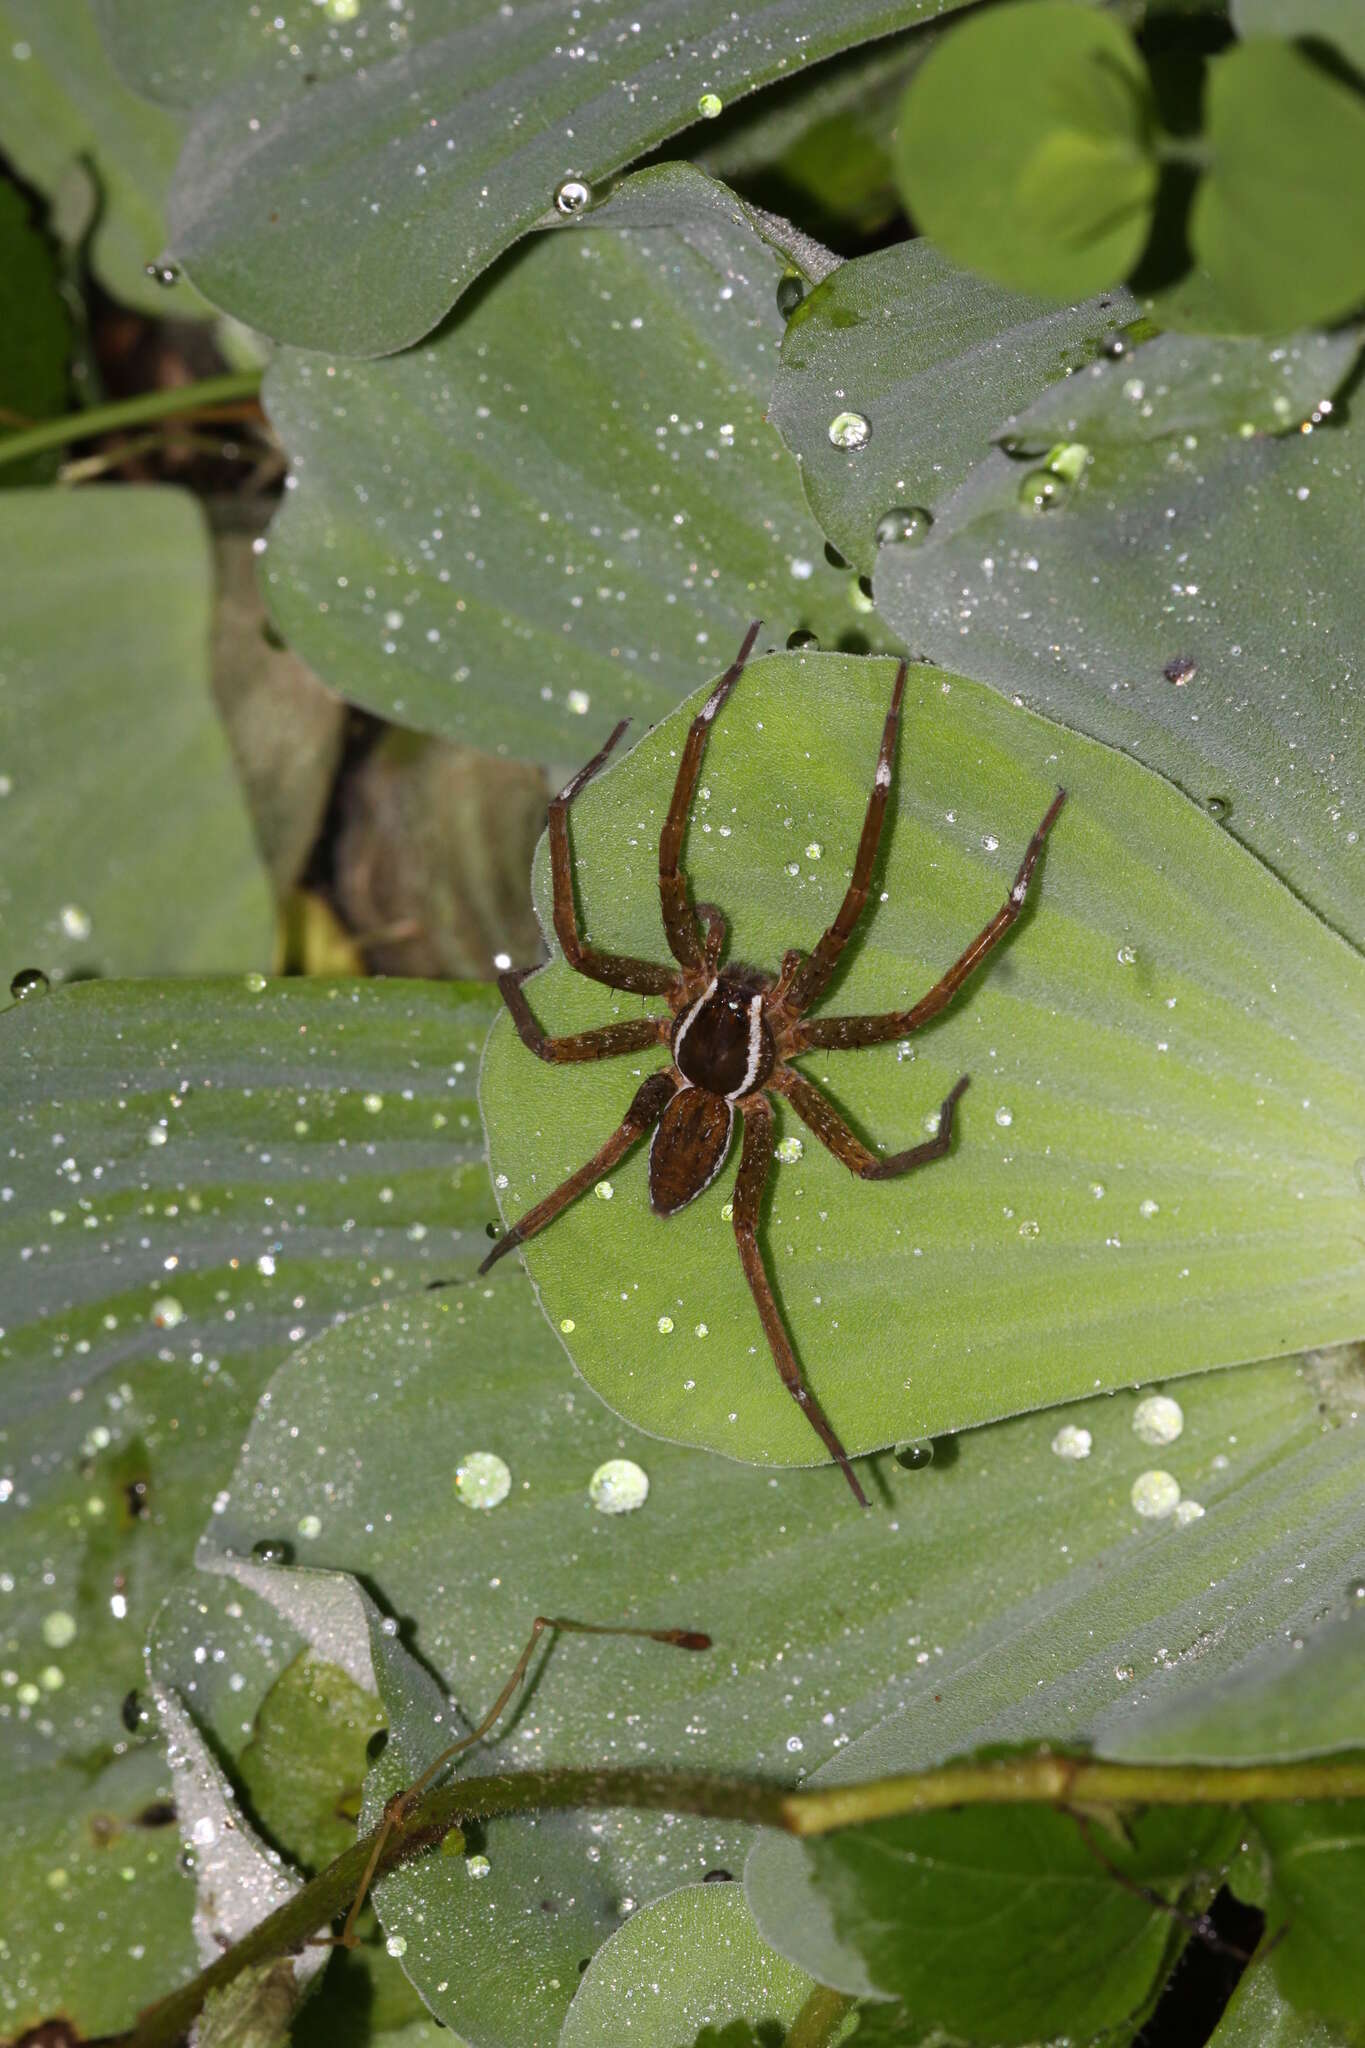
top-left (554, 177), bottom-right (592, 216)
top-left (1132, 1393), bottom-right (1183, 1446)
top-left (455, 1451), bottom-right (512, 1510)
top-left (696, 91), bottom-right (723, 118)
top-left (875, 505), bottom-right (932, 547)
top-left (1051, 1423), bottom-right (1092, 1461)
top-left (828, 410), bottom-right (871, 451)
top-left (9, 967), bottom-right (49, 1000)
top-left (589, 1458), bottom-right (649, 1514)
top-left (1131, 1468), bottom-right (1181, 1519)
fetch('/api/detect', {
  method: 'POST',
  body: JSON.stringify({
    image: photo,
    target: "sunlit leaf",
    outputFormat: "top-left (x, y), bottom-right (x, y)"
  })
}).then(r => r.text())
top-left (481, 649), bottom-right (1362, 1470)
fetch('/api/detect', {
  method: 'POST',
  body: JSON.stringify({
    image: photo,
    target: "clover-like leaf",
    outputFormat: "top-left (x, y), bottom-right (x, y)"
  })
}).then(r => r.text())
top-left (95, 0), bottom-right (973, 353)
top-left (893, 3), bottom-right (1157, 300)
top-left (260, 166), bottom-right (890, 764)
top-left (480, 649), bottom-right (1362, 1471)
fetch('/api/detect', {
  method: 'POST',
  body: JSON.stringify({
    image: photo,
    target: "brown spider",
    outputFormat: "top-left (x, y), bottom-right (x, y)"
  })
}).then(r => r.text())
top-left (482, 623), bottom-right (1065, 1505)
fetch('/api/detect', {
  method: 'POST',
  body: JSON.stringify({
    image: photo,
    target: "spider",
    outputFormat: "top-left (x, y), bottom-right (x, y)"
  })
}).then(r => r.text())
top-left (481, 623), bottom-right (1065, 1506)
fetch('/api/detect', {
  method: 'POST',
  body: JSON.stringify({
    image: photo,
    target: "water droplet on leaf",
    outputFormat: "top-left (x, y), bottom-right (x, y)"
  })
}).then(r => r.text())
top-left (554, 178), bottom-right (592, 216)
top-left (828, 410), bottom-right (871, 451)
top-left (874, 506), bottom-right (932, 547)
top-left (9, 967), bottom-right (49, 1000)
top-left (455, 1451), bottom-right (512, 1509)
top-left (589, 1458), bottom-right (649, 1514)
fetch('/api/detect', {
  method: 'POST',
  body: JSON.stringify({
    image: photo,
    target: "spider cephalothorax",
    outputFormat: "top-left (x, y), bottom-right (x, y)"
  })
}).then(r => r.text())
top-left (482, 623), bottom-right (1064, 1505)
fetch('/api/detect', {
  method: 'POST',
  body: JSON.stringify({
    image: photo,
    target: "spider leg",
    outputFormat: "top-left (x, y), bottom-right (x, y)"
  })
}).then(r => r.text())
top-left (695, 902), bottom-right (727, 975)
top-left (497, 967), bottom-right (669, 1063)
top-left (794, 789), bottom-right (1066, 1051)
top-left (480, 1070), bottom-right (677, 1274)
top-left (657, 621), bottom-right (763, 971)
top-left (549, 721), bottom-right (679, 996)
top-left (782, 661), bottom-right (907, 1018)
top-left (771, 1066), bottom-right (969, 1178)
top-left (731, 1093), bottom-right (869, 1507)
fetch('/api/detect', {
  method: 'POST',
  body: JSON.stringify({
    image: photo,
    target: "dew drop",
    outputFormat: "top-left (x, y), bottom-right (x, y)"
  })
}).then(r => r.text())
top-left (244, 971), bottom-right (267, 993)
top-left (1131, 1468), bottom-right (1181, 1518)
top-left (828, 410), bottom-right (871, 451)
top-left (894, 1440), bottom-right (934, 1470)
top-left (589, 1458), bottom-right (649, 1514)
top-left (994, 1106), bottom-right (1013, 1127)
top-left (656, 1315), bottom-right (674, 1334)
top-left (297, 1512), bottom-right (322, 1540)
top-left (1205, 795), bottom-right (1231, 822)
top-left (1051, 1423), bottom-right (1092, 1461)
top-left (776, 273), bottom-right (805, 319)
top-left (1132, 1393), bottom-right (1183, 1445)
top-left (146, 1125), bottom-right (168, 1148)
top-left (59, 904), bottom-right (92, 940)
top-left (559, 1317), bottom-right (576, 1334)
top-left (775, 1135), bottom-right (804, 1163)
top-left (456, 1451), bottom-right (511, 1509)
top-left (9, 967), bottom-right (49, 1000)
top-left (1019, 469), bottom-right (1065, 511)
top-left (696, 90), bottom-right (723, 118)
top-left (42, 1611), bottom-right (76, 1649)
top-left (554, 177), bottom-right (592, 215)
top-left (1174, 1499), bottom-right (1205, 1526)
top-left (804, 841), bottom-right (822, 861)
top-left (1138, 1197), bottom-right (1160, 1219)
top-left (567, 689), bottom-right (591, 715)
top-left (144, 260), bottom-right (181, 286)
top-left (386, 1934), bottom-right (407, 1957)
top-left (1116, 944), bottom-right (1136, 966)
top-left (593, 1179), bottom-right (614, 1201)
top-left (251, 1537), bottom-right (294, 1565)
top-left (466, 1853), bottom-right (492, 1879)
top-left (875, 505), bottom-right (932, 547)
top-left (786, 629), bottom-right (818, 651)
top-left (151, 1296), bottom-right (185, 1329)
top-left (1349, 1579), bottom-right (1365, 1601)
top-left (1017, 1218), bottom-right (1040, 1239)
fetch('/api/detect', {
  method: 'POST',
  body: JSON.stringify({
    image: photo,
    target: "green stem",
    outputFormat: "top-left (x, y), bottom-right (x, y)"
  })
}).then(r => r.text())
top-left (116, 1752), bottom-right (1365, 2048)
top-left (783, 1982), bottom-right (858, 2048)
top-left (0, 372), bottom-right (264, 472)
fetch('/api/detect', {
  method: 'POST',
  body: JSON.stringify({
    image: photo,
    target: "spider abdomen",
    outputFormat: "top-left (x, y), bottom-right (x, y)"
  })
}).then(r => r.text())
top-left (671, 973), bottom-right (775, 1099)
top-left (649, 1086), bottom-right (736, 1216)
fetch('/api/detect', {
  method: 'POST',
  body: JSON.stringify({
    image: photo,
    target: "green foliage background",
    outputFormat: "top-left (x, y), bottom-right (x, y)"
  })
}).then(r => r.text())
top-left (0, 4), bottom-right (1362, 2047)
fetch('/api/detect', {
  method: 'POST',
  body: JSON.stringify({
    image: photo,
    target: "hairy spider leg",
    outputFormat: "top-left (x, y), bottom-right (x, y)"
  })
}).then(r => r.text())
top-left (479, 1070), bottom-right (677, 1275)
top-left (657, 620), bottom-right (763, 971)
top-left (496, 965), bottom-right (668, 1063)
top-left (330, 1615), bottom-right (710, 1950)
top-left (548, 718), bottom-right (678, 997)
top-left (731, 1093), bottom-right (870, 1507)
top-left (796, 789), bottom-right (1067, 1051)
top-left (782, 660), bottom-right (908, 1018)
top-left (772, 1068), bottom-right (970, 1179)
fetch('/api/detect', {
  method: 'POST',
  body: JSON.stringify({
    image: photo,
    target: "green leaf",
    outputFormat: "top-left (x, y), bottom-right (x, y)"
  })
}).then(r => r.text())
top-left (1207, 1949), bottom-right (1365, 2048)
top-left (96, 0), bottom-right (976, 354)
top-left (994, 327), bottom-right (1360, 452)
top-left (894, 3), bottom-right (1158, 300)
top-left (0, 178), bottom-right (70, 485)
top-left (238, 1653), bottom-right (386, 1872)
top-left (768, 239), bottom-right (1138, 575)
top-left (261, 167), bottom-right (889, 763)
top-left (0, 975), bottom-right (495, 2034)
top-left (1191, 42), bottom-right (1365, 331)
top-left (0, 0), bottom-right (198, 315)
top-left (806, 1799), bottom-right (1235, 2042)
top-left (193, 1286), bottom-right (1365, 2042)
top-left (0, 487), bottom-right (272, 979)
top-left (869, 354), bottom-right (1365, 948)
top-left (559, 1883), bottom-right (816, 2047)
top-left (1255, 1799), bottom-right (1365, 2023)
top-left (480, 650), bottom-right (1362, 1471)
top-left (1232, 0), bottom-right (1365, 76)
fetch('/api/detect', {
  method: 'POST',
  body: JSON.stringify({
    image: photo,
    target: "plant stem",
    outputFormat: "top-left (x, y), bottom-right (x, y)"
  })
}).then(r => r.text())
top-left (115, 1751), bottom-right (1365, 2047)
top-left (0, 372), bottom-right (264, 472)
top-left (783, 1983), bottom-right (858, 2048)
